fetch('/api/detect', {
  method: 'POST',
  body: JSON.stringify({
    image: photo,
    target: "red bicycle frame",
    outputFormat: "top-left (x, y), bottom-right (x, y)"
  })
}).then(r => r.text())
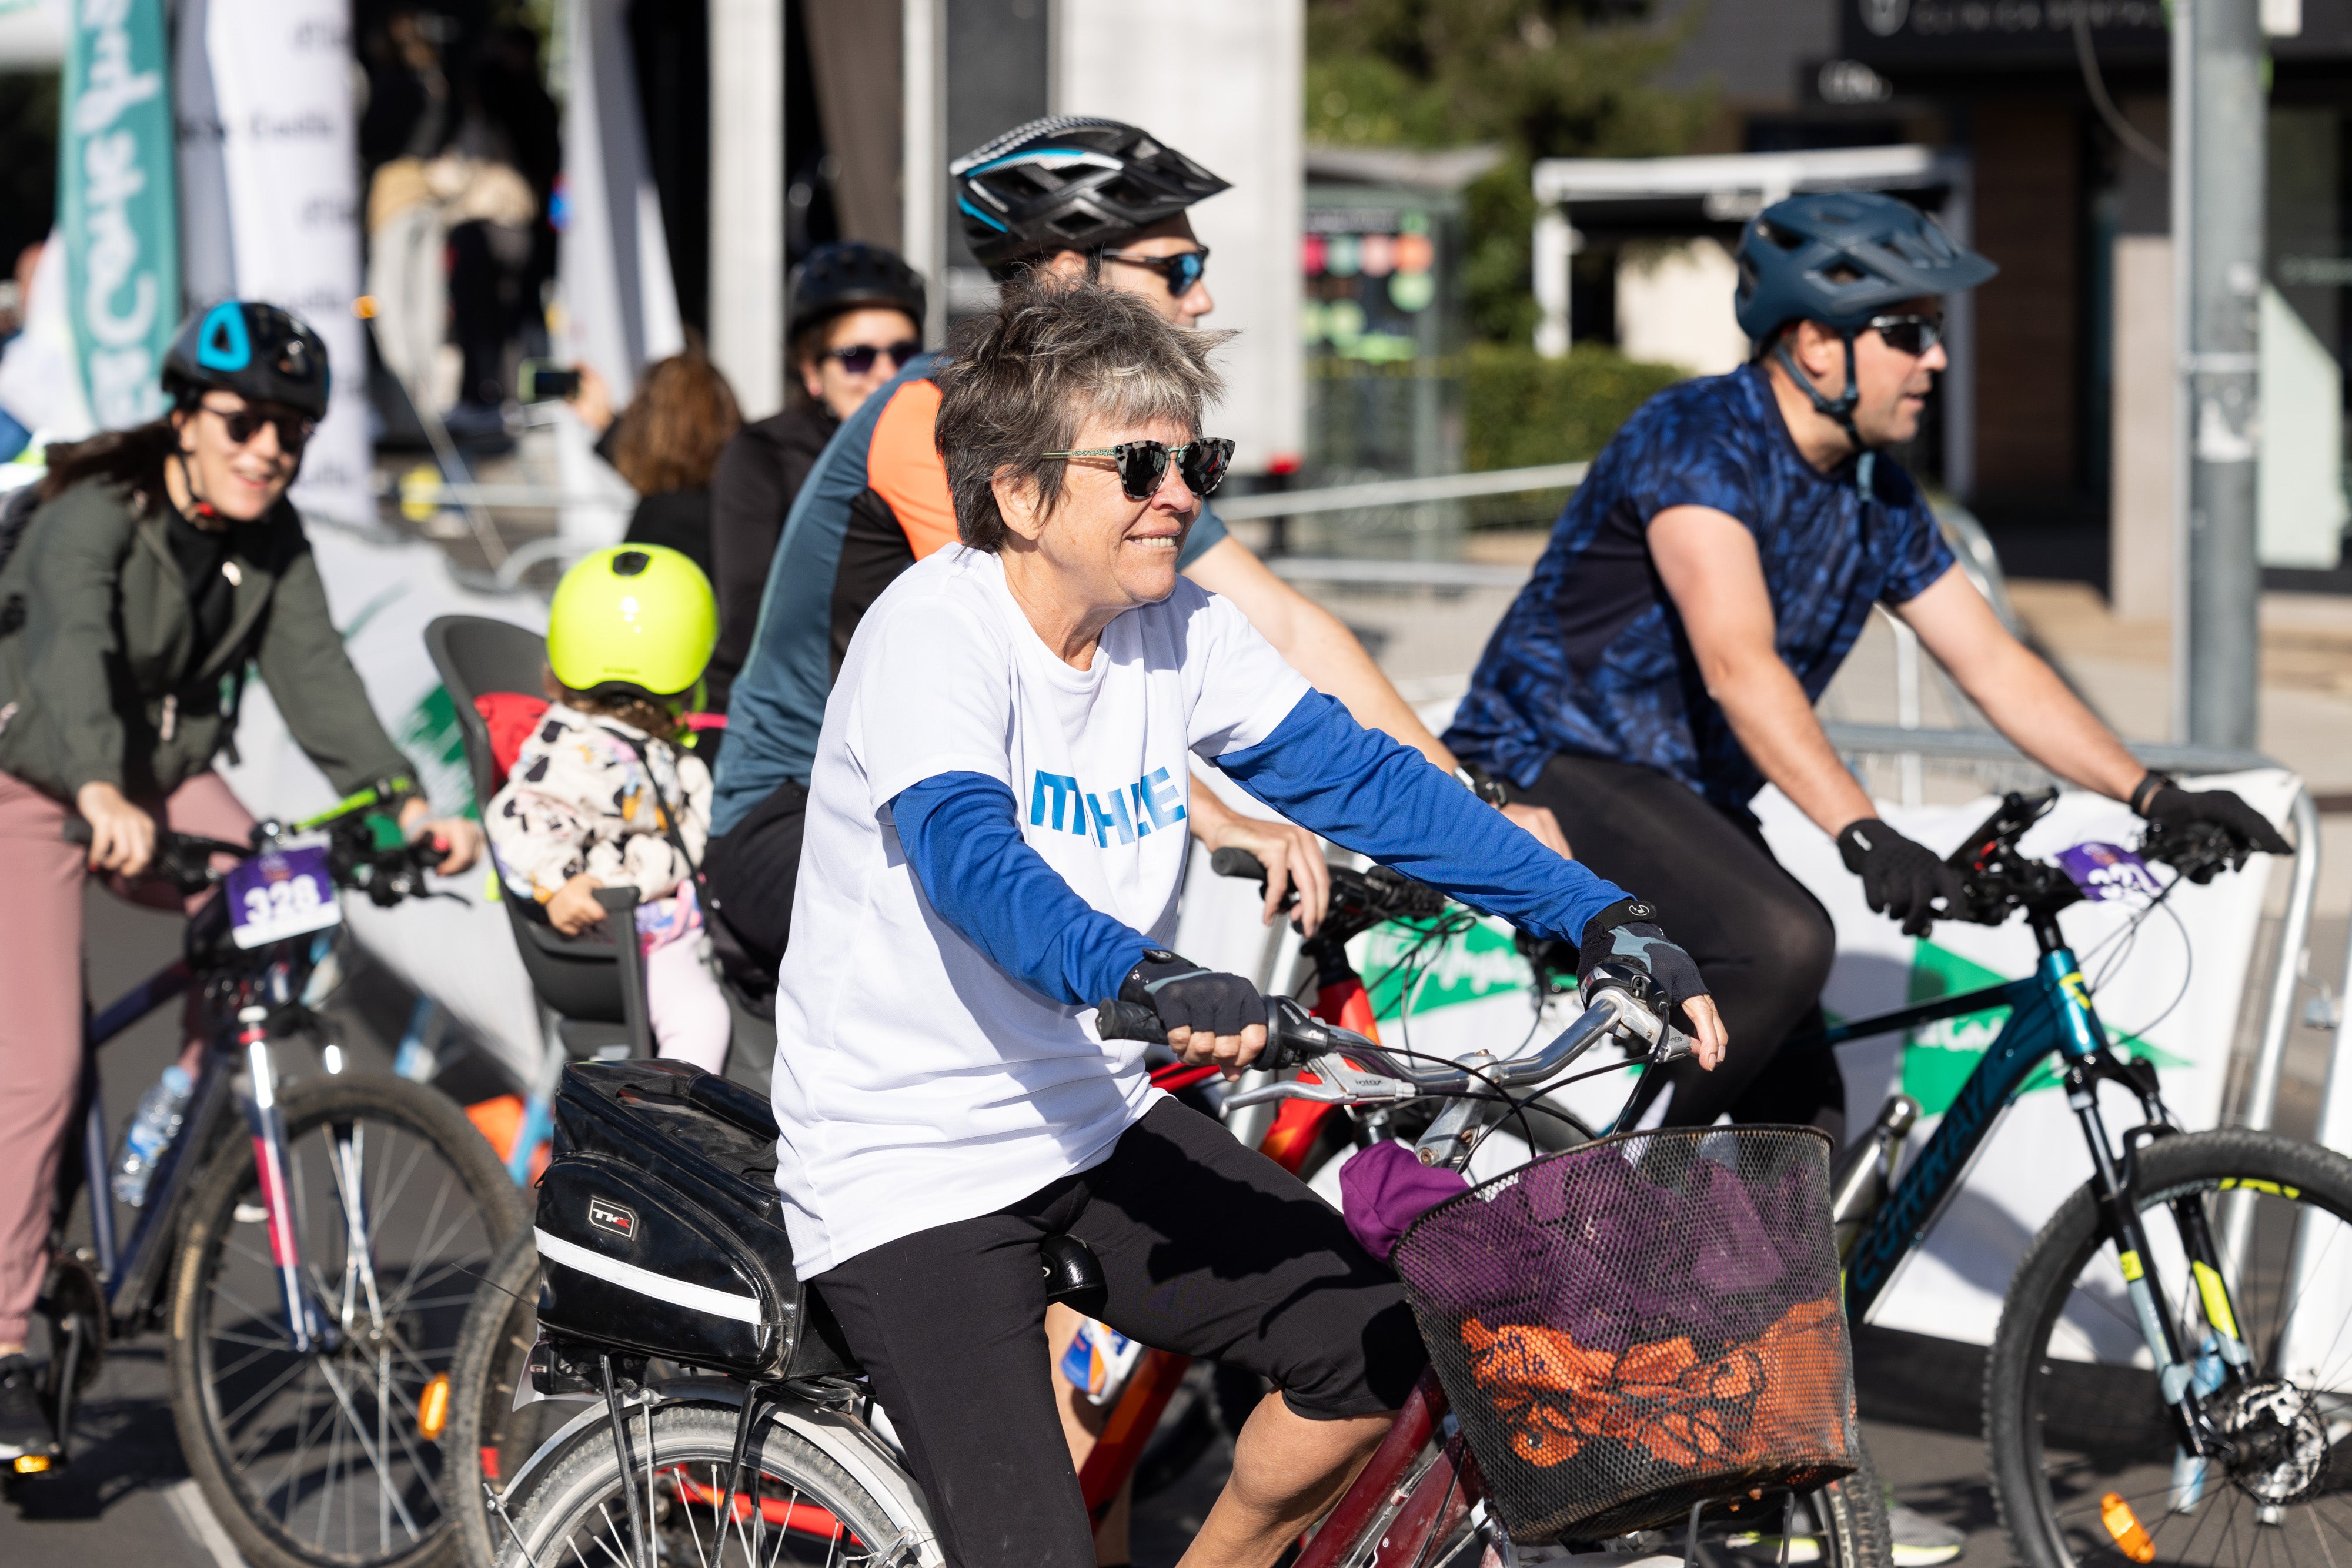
top-left (1076, 964), bottom-right (1389, 1519)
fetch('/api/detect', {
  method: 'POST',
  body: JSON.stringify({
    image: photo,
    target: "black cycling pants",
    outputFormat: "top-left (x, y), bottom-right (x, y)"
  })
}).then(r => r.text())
top-left (1516, 753), bottom-right (1846, 1141)
top-left (813, 1099), bottom-right (1425, 1568)
top-left (701, 777), bottom-right (806, 973)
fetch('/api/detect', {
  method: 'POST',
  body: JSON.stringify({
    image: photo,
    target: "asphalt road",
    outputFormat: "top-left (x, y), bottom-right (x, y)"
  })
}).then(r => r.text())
top-left (2, 886), bottom-right (2020, 1568)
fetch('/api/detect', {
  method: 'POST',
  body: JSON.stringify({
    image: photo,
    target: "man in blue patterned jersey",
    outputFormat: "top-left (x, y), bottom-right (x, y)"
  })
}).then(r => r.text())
top-left (1448, 192), bottom-right (2288, 1146)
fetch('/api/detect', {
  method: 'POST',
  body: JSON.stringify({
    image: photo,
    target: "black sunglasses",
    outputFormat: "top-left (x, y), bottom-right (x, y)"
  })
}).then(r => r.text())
top-left (1097, 246), bottom-right (1211, 298)
top-left (203, 401), bottom-right (313, 453)
top-left (1869, 314), bottom-right (1944, 357)
top-left (1044, 437), bottom-right (1235, 501)
top-left (826, 339), bottom-right (921, 375)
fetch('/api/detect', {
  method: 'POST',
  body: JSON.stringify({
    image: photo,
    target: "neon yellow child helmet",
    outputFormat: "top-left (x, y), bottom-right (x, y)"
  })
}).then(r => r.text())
top-left (546, 545), bottom-right (718, 703)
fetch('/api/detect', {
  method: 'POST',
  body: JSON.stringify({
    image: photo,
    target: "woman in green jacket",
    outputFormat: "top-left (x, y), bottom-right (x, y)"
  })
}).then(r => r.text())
top-left (0, 301), bottom-right (479, 1460)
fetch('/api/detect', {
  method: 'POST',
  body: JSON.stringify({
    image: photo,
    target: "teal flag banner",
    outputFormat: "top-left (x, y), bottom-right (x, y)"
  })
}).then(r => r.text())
top-left (61, 0), bottom-right (179, 429)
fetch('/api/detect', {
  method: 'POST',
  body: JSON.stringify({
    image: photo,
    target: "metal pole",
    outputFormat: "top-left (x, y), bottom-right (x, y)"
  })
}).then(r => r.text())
top-left (900, 0), bottom-right (947, 347)
top-left (2178, 0), bottom-right (2266, 749)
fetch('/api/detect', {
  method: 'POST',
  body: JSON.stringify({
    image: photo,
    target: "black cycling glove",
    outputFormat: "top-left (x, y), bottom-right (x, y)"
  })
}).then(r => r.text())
top-left (2133, 772), bottom-right (2291, 858)
top-left (1838, 818), bottom-right (1965, 937)
top-left (1119, 950), bottom-right (1265, 1038)
top-left (1575, 898), bottom-right (1709, 1008)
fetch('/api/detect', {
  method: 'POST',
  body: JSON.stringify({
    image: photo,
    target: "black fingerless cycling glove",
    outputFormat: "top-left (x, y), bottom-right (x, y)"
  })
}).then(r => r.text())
top-left (1837, 818), bottom-right (1965, 937)
top-left (2133, 772), bottom-right (2291, 855)
top-left (1575, 898), bottom-right (1709, 1007)
top-left (1119, 950), bottom-right (1266, 1037)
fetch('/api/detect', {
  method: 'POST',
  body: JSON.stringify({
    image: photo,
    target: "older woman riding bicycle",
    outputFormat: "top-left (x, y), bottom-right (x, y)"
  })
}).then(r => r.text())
top-left (770, 278), bottom-right (1726, 1567)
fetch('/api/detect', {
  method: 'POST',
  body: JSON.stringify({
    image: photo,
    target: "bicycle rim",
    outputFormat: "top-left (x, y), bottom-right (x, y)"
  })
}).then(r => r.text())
top-left (500, 1403), bottom-right (908, 1568)
top-left (173, 1075), bottom-right (520, 1568)
top-left (1994, 1129), bottom-right (2352, 1567)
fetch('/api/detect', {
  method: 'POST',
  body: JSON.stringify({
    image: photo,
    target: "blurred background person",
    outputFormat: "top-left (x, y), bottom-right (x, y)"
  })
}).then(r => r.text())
top-left (704, 242), bottom-right (924, 709)
top-left (565, 350), bottom-right (743, 582)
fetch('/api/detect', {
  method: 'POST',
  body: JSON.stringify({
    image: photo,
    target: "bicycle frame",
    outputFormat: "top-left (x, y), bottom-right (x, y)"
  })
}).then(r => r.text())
top-left (1825, 908), bottom-right (2250, 1458)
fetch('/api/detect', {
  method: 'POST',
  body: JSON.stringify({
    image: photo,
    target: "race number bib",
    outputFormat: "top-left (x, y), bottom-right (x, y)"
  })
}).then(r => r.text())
top-left (227, 841), bottom-right (342, 950)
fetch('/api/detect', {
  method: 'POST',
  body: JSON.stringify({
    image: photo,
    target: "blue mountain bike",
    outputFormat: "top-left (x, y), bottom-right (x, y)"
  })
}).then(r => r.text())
top-left (1811, 789), bottom-right (2352, 1567)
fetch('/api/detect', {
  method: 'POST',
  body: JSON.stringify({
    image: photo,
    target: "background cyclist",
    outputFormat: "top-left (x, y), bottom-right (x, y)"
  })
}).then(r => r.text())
top-left (706, 241), bottom-right (928, 713)
top-left (0, 302), bottom-right (479, 1461)
top-left (774, 278), bottom-right (1721, 1568)
top-left (1445, 191), bottom-right (2288, 1151)
top-left (707, 115), bottom-right (1567, 984)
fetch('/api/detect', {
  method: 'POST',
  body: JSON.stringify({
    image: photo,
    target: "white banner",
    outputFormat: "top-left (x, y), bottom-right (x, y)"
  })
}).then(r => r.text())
top-left (176, 0), bottom-right (371, 524)
top-left (1176, 766), bottom-right (2297, 1348)
top-left (553, 0), bottom-right (681, 545)
top-left (216, 520), bottom-right (549, 1086)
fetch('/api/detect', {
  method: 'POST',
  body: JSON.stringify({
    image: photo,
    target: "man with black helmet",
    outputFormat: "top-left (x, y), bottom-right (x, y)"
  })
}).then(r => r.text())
top-left (706, 241), bottom-right (928, 708)
top-left (1449, 191), bottom-right (2288, 1141)
top-left (0, 302), bottom-right (479, 1463)
top-left (711, 117), bottom-right (1569, 982)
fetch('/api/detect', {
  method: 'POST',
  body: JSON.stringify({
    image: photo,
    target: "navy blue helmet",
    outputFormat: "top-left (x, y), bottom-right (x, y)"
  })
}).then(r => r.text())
top-left (1733, 191), bottom-right (1996, 342)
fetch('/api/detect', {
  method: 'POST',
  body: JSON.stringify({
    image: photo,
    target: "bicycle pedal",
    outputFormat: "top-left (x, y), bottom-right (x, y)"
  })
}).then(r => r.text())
top-left (8, 1446), bottom-right (66, 1478)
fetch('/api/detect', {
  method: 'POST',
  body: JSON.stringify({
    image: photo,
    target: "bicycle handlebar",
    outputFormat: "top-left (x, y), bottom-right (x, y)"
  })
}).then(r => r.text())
top-left (59, 777), bottom-right (443, 902)
top-left (1094, 982), bottom-right (1682, 1110)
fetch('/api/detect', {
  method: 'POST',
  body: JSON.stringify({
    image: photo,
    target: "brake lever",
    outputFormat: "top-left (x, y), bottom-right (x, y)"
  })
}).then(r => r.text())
top-left (1223, 1050), bottom-right (1420, 1110)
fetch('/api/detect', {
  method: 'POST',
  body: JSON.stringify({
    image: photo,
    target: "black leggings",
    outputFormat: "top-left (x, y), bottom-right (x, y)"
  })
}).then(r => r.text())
top-left (1516, 753), bottom-right (1846, 1141)
top-left (813, 1099), bottom-right (1425, 1568)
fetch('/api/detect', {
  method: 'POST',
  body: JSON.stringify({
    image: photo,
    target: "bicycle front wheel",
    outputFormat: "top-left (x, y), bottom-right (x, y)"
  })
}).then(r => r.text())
top-left (1986, 1127), bottom-right (2352, 1567)
top-left (168, 1071), bottom-right (526, 1568)
top-left (495, 1401), bottom-right (918, 1568)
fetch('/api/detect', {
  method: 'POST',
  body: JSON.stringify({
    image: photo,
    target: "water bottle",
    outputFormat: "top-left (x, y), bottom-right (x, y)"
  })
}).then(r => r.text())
top-left (1059, 1317), bottom-right (1146, 1408)
top-left (113, 1064), bottom-right (193, 1208)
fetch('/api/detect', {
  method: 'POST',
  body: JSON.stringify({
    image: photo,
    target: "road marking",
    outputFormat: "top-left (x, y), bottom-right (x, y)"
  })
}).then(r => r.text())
top-left (162, 1479), bottom-right (250, 1568)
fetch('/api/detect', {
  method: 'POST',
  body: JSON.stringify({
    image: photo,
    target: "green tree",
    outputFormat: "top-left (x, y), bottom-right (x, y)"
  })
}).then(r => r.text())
top-left (1307, 1), bottom-right (1712, 344)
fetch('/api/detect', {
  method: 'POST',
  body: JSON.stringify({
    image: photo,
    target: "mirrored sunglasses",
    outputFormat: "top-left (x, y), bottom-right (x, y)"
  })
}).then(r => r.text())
top-left (1044, 437), bottom-right (1235, 502)
top-left (1098, 246), bottom-right (1211, 298)
top-left (1869, 314), bottom-right (1944, 357)
top-left (827, 340), bottom-right (922, 375)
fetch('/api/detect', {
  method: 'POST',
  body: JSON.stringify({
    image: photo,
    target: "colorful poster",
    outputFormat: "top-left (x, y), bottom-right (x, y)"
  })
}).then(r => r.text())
top-left (59, 0), bottom-right (178, 429)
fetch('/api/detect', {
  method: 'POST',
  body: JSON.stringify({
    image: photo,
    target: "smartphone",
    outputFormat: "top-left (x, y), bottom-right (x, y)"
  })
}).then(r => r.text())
top-left (521, 360), bottom-right (582, 402)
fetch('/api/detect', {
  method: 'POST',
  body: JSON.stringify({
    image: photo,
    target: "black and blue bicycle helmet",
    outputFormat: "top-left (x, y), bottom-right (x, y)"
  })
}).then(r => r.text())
top-left (1733, 192), bottom-right (1995, 449)
top-left (162, 301), bottom-right (332, 420)
top-left (950, 116), bottom-right (1228, 269)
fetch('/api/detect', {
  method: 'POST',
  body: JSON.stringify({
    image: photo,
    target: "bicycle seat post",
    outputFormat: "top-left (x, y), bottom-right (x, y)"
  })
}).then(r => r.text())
top-left (591, 887), bottom-right (654, 1057)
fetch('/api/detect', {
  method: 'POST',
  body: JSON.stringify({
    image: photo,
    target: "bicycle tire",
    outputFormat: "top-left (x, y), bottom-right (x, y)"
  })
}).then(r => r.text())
top-left (493, 1400), bottom-right (913, 1568)
top-left (445, 1230), bottom-right (580, 1568)
top-left (1984, 1126), bottom-right (2352, 1568)
top-left (168, 1071), bottom-right (526, 1568)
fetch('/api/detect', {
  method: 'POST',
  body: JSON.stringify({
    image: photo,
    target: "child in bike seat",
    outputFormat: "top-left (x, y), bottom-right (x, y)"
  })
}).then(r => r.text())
top-left (485, 545), bottom-right (729, 1072)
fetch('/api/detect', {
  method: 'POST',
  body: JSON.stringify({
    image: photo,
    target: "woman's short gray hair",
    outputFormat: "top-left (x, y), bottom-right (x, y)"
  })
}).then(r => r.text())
top-left (933, 276), bottom-right (1229, 551)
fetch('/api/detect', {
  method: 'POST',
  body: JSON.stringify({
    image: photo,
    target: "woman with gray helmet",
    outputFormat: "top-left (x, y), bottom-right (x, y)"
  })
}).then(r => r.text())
top-left (703, 241), bottom-right (927, 710)
top-left (0, 302), bottom-right (479, 1462)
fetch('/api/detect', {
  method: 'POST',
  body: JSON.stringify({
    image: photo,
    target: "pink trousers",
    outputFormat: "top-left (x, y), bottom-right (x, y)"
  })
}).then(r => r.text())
top-left (0, 770), bottom-right (255, 1345)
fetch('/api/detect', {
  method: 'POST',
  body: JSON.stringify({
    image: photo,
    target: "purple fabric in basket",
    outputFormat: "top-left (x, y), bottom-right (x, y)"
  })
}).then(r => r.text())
top-left (1394, 1136), bottom-right (1833, 1355)
top-left (1341, 1140), bottom-right (1471, 1261)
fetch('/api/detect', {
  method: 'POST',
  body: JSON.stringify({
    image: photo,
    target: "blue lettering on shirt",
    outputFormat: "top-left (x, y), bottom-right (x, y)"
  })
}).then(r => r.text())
top-left (1028, 765), bottom-right (1188, 848)
top-left (1030, 771), bottom-right (1084, 834)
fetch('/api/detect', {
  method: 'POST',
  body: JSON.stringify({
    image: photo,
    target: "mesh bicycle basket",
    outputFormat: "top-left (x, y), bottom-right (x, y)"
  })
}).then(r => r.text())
top-left (1390, 1126), bottom-right (1855, 1543)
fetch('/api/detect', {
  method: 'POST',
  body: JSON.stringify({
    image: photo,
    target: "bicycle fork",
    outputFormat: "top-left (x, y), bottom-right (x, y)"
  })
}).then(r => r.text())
top-left (2067, 1068), bottom-right (2251, 1510)
top-left (240, 1008), bottom-right (323, 1354)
